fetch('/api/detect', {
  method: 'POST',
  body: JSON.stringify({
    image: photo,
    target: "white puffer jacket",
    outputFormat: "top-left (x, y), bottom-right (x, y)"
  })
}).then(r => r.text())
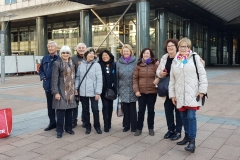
top-left (156, 53), bottom-right (169, 78)
top-left (168, 52), bottom-right (208, 108)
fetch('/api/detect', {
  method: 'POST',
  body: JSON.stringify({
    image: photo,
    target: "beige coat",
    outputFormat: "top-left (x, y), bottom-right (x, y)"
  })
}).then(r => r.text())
top-left (168, 52), bottom-right (208, 108)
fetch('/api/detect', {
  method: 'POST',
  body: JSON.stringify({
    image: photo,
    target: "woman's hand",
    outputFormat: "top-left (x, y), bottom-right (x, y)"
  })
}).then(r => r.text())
top-left (75, 90), bottom-right (78, 95)
top-left (55, 93), bottom-right (61, 100)
top-left (95, 94), bottom-right (100, 101)
top-left (153, 78), bottom-right (160, 85)
top-left (135, 91), bottom-right (141, 97)
top-left (160, 71), bottom-right (168, 78)
top-left (171, 97), bottom-right (177, 106)
top-left (198, 93), bottom-right (204, 99)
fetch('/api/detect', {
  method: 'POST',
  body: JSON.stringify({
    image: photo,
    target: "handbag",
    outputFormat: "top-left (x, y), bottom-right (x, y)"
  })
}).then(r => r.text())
top-left (0, 108), bottom-right (12, 138)
top-left (116, 97), bottom-right (124, 117)
top-left (193, 54), bottom-right (208, 106)
top-left (105, 88), bottom-right (116, 100)
top-left (157, 76), bottom-right (170, 97)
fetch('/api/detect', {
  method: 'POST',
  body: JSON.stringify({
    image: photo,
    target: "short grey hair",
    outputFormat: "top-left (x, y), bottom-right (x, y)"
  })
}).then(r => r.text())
top-left (59, 45), bottom-right (72, 56)
top-left (77, 43), bottom-right (87, 48)
top-left (47, 41), bottom-right (58, 47)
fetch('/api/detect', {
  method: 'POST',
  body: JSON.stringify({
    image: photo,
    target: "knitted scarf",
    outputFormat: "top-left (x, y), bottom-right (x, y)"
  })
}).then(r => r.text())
top-left (62, 58), bottom-right (75, 104)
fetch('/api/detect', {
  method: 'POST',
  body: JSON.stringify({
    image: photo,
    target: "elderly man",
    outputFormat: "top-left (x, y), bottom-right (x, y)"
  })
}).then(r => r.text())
top-left (72, 43), bottom-right (87, 128)
top-left (39, 41), bottom-right (60, 131)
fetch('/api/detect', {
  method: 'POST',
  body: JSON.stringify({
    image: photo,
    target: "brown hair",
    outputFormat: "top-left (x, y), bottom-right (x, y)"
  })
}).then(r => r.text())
top-left (164, 38), bottom-right (178, 53)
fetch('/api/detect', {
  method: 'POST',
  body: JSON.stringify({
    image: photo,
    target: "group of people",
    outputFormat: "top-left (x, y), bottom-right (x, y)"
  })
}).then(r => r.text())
top-left (39, 37), bottom-right (208, 153)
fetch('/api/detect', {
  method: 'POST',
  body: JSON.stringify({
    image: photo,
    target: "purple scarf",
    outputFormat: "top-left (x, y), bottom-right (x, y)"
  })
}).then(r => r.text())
top-left (123, 56), bottom-right (131, 63)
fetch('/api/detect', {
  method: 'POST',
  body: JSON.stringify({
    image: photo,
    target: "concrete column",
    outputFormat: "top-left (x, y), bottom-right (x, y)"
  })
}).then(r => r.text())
top-left (204, 27), bottom-right (211, 66)
top-left (228, 35), bottom-right (233, 65)
top-left (17, 27), bottom-right (20, 51)
top-left (237, 39), bottom-right (240, 64)
top-left (183, 19), bottom-right (193, 40)
top-left (1, 21), bottom-right (11, 55)
top-left (155, 8), bottom-right (168, 59)
top-left (28, 26), bottom-right (31, 55)
top-left (136, 0), bottom-right (150, 56)
top-left (36, 17), bottom-right (48, 56)
top-left (80, 10), bottom-right (92, 47)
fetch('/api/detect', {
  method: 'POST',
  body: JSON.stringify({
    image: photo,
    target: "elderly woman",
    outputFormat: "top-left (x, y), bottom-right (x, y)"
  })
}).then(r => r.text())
top-left (98, 50), bottom-right (117, 132)
top-left (156, 39), bottom-right (183, 141)
top-left (169, 37), bottom-right (208, 153)
top-left (116, 44), bottom-right (137, 132)
top-left (51, 45), bottom-right (76, 138)
top-left (133, 48), bottom-right (159, 136)
top-left (75, 47), bottom-right (103, 135)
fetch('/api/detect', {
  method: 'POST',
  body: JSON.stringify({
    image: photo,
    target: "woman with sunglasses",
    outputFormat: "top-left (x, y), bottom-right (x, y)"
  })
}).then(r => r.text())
top-left (51, 45), bottom-right (76, 138)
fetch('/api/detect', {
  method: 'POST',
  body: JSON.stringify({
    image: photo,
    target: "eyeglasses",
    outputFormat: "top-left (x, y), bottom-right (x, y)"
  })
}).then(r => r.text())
top-left (179, 46), bottom-right (188, 49)
top-left (62, 52), bottom-right (70, 54)
top-left (167, 45), bottom-right (175, 48)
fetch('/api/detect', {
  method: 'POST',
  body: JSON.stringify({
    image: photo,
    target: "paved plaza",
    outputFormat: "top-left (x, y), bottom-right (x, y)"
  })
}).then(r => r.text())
top-left (0, 66), bottom-right (240, 160)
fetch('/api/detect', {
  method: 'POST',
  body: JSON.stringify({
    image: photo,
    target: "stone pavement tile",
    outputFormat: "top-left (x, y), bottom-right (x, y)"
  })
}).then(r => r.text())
top-left (90, 144), bottom-right (125, 160)
top-left (200, 136), bottom-right (226, 150)
top-left (39, 130), bottom-right (56, 137)
top-left (185, 147), bottom-right (217, 160)
top-left (87, 131), bottom-right (117, 141)
top-left (34, 149), bottom-right (70, 160)
top-left (131, 150), bottom-right (161, 160)
top-left (139, 132), bottom-right (164, 145)
top-left (198, 123), bottom-right (221, 132)
top-left (0, 154), bottom-right (11, 160)
top-left (88, 136), bottom-right (121, 149)
top-left (0, 137), bottom-right (22, 146)
top-left (197, 121), bottom-right (206, 129)
top-left (158, 149), bottom-right (189, 160)
top-left (81, 157), bottom-right (98, 160)
top-left (211, 158), bottom-right (227, 160)
top-left (114, 133), bottom-right (146, 147)
top-left (11, 135), bottom-right (46, 147)
top-left (214, 145), bottom-right (240, 160)
top-left (210, 127), bottom-right (234, 139)
top-left (147, 139), bottom-right (176, 155)
top-left (225, 135), bottom-right (240, 147)
top-left (10, 151), bottom-right (41, 160)
top-left (111, 130), bottom-right (132, 138)
top-left (60, 146), bottom-right (98, 160)
top-left (196, 130), bottom-right (212, 141)
top-left (32, 140), bottom-right (69, 154)
top-left (3, 142), bottom-right (43, 157)
top-left (105, 154), bottom-right (132, 160)
top-left (155, 125), bottom-right (168, 134)
top-left (0, 145), bottom-right (17, 153)
top-left (16, 129), bottom-right (44, 139)
top-left (61, 138), bottom-right (96, 152)
top-left (118, 142), bottom-right (151, 158)
top-left (233, 127), bottom-right (240, 135)
top-left (36, 135), bottom-right (59, 145)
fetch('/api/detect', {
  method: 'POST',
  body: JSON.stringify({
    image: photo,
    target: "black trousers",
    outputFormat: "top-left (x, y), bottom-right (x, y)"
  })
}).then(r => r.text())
top-left (101, 95), bottom-right (113, 130)
top-left (80, 96), bottom-right (100, 129)
top-left (56, 109), bottom-right (73, 134)
top-left (45, 91), bottom-right (56, 127)
top-left (72, 99), bottom-right (84, 124)
top-left (164, 96), bottom-right (182, 133)
top-left (122, 102), bottom-right (137, 130)
top-left (137, 93), bottom-right (157, 130)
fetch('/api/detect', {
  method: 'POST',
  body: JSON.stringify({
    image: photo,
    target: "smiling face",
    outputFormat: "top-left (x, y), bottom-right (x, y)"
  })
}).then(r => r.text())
top-left (77, 44), bottom-right (86, 57)
top-left (178, 42), bottom-right (190, 54)
top-left (47, 43), bottom-right (57, 55)
top-left (86, 52), bottom-right (95, 61)
top-left (102, 52), bottom-right (110, 62)
top-left (122, 48), bottom-right (131, 59)
top-left (142, 49), bottom-right (151, 60)
top-left (61, 52), bottom-right (70, 61)
top-left (167, 42), bottom-right (177, 55)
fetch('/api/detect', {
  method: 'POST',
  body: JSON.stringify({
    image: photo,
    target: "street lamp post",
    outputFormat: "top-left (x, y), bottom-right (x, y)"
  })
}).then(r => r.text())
top-left (0, 30), bottom-right (5, 83)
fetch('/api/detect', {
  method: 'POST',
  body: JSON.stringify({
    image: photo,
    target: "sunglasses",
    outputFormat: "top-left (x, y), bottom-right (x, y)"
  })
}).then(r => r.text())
top-left (62, 52), bottom-right (70, 54)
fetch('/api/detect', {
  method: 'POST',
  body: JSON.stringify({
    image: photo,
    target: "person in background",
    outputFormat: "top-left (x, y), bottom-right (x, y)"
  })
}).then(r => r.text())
top-left (39, 41), bottom-right (59, 131)
top-left (71, 43), bottom-right (87, 128)
top-left (75, 47), bottom-right (103, 135)
top-left (116, 44), bottom-right (137, 133)
top-left (51, 45), bottom-right (76, 138)
top-left (133, 48), bottom-right (159, 136)
top-left (98, 50), bottom-right (117, 132)
top-left (156, 39), bottom-right (183, 141)
top-left (169, 37), bottom-right (208, 153)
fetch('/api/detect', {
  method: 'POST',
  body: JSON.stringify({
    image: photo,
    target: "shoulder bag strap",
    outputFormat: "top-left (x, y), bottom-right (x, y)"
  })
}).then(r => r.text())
top-left (193, 54), bottom-right (199, 81)
top-left (79, 62), bottom-right (94, 87)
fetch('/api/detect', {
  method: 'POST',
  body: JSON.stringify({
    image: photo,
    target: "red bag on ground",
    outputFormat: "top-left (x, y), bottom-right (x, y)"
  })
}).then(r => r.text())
top-left (0, 108), bottom-right (12, 138)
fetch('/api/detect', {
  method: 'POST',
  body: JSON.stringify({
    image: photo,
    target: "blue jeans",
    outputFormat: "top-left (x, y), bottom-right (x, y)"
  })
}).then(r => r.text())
top-left (180, 109), bottom-right (197, 138)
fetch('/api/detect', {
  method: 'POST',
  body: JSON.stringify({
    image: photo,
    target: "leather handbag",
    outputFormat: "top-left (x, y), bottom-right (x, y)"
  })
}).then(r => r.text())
top-left (105, 88), bottom-right (116, 100)
top-left (157, 76), bottom-right (170, 97)
top-left (116, 97), bottom-right (124, 117)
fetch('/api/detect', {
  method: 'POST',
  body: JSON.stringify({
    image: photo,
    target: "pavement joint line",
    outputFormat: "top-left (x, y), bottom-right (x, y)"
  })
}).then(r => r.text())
top-left (0, 83), bottom-right (41, 91)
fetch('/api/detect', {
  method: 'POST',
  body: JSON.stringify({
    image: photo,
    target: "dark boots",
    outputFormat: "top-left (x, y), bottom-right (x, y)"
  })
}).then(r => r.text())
top-left (185, 138), bottom-right (195, 153)
top-left (177, 133), bottom-right (190, 145)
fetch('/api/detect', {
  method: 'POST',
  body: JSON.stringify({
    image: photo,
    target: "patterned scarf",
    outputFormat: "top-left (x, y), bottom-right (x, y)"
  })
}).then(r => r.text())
top-left (62, 58), bottom-right (75, 104)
